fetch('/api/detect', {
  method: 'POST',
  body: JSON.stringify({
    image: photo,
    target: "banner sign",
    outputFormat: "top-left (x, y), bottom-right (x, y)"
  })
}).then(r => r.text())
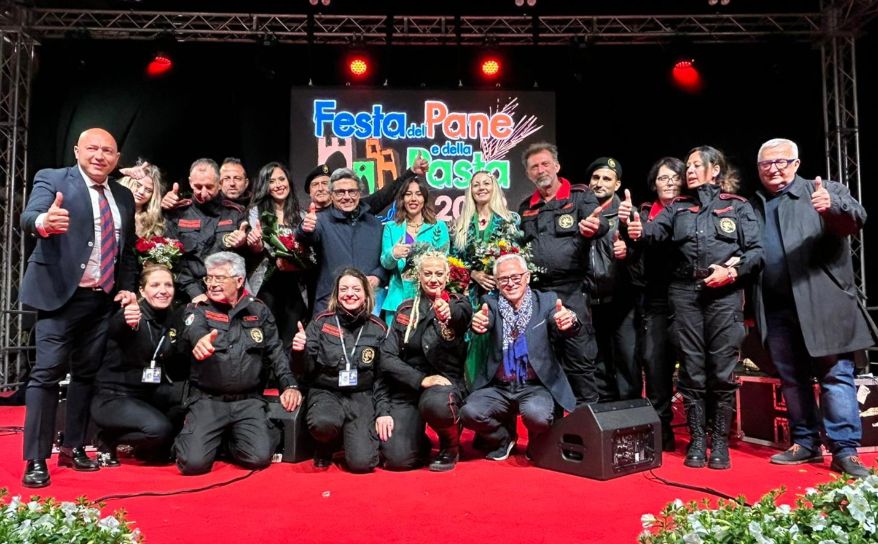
top-left (290, 89), bottom-right (556, 220)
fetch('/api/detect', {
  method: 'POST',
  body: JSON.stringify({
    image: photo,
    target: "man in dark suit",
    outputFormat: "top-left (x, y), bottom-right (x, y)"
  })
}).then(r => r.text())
top-left (460, 254), bottom-right (579, 461)
top-left (20, 128), bottom-right (137, 488)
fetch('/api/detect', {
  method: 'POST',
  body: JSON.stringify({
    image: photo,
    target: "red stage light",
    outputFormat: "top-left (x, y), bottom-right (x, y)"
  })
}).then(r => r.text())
top-left (349, 57), bottom-right (369, 77)
top-left (481, 58), bottom-right (501, 77)
top-left (671, 59), bottom-right (703, 93)
top-left (146, 54), bottom-right (173, 78)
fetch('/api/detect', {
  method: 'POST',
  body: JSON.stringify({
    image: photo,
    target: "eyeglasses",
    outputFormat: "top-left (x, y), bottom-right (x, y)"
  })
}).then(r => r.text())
top-left (757, 158), bottom-right (797, 171)
top-left (496, 272), bottom-right (527, 287)
top-left (656, 174), bottom-right (681, 184)
top-left (332, 188), bottom-right (361, 197)
top-left (203, 275), bottom-right (236, 285)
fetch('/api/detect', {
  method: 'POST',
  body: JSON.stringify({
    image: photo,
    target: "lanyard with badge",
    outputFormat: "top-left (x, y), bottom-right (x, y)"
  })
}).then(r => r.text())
top-left (336, 316), bottom-right (363, 387)
top-left (142, 323), bottom-right (167, 384)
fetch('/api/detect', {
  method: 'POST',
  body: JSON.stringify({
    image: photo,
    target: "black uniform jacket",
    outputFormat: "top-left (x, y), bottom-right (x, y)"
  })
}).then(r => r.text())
top-left (639, 183), bottom-right (763, 286)
top-left (179, 293), bottom-right (297, 395)
top-left (379, 293), bottom-right (473, 401)
top-left (164, 196), bottom-right (247, 300)
top-left (518, 178), bottom-right (609, 287)
top-left (96, 300), bottom-right (184, 395)
top-left (296, 310), bottom-right (387, 394)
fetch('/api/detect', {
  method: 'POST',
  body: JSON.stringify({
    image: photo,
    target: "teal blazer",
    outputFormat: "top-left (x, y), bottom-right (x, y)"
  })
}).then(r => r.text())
top-left (380, 219), bottom-right (450, 316)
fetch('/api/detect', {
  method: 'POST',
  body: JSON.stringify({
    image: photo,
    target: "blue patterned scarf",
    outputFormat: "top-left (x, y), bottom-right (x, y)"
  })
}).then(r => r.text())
top-left (497, 288), bottom-right (534, 383)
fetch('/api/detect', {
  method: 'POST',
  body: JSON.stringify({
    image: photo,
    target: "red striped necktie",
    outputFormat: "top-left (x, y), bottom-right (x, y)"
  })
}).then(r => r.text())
top-left (95, 184), bottom-right (117, 293)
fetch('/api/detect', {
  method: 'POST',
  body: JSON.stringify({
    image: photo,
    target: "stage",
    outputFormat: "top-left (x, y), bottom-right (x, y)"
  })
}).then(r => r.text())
top-left (1, 405), bottom-right (875, 543)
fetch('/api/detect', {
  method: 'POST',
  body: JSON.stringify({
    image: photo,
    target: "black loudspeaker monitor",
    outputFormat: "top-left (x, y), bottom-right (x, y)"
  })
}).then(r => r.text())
top-left (531, 398), bottom-right (661, 480)
top-left (267, 397), bottom-right (312, 463)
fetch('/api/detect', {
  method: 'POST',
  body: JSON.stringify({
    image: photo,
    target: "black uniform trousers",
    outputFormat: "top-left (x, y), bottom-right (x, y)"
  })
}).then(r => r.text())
top-left (90, 384), bottom-right (183, 461)
top-left (591, 295), bottom-right (638, 402)
top-left (461, 381), bottom-right (555, 450)
top-left (174, 393), bottom-right (278, 475)
top-left (258, 271), bottom-right (309, 354)
top-left (636, 296), bottom-right (677, 431)
top-left (668, 284), bottom-right (744, 407)
top-left (537, 281), bottom-right (598, 405)
top-left (305, 388), bottom-right (379, 473)
top-left (380, 385), bottom-right (462, 470)
top-left (24, 288), bottom-right (113, 460)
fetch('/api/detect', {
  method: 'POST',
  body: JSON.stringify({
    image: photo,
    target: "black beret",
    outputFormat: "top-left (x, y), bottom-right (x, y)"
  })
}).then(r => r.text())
top-left (586, 157), bottom-right (622, 180)
top-left (304, 164), bottom-right (331, 192)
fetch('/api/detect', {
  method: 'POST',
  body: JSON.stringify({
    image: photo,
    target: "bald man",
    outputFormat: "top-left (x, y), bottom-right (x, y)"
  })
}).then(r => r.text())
top-left (19, 128), bottom-right (138, 487)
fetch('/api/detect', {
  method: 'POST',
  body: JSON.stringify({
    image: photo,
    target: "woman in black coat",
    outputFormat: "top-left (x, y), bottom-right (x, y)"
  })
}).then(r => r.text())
top-left (378, 250), bottom-right (472, 472)
top-left (90, 264), bottom-right (184, 466)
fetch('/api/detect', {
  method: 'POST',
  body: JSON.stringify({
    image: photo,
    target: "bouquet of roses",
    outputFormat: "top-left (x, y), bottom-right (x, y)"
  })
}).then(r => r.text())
top-left (260, 211), bottom-right (316, 271)
top-left (134, 236), bottom-right (184, 268)
top-left (446, 256), bottom-right (471, 294)
top-left (471, 221), bottom-right (544, 278)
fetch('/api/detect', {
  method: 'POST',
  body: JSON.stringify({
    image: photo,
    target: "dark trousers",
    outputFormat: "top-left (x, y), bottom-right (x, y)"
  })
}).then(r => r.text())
top-left (24, 288), bottom-right (113, 460)
top-left (636, 296), bottom-right (677, 430)
top-left (380, 385), bottom-right (462, 470)
top-left (174, 395), bottom-right (278, 475)
top-left (591, 296), bottom-right (639, 402)
top-left (91, 386), bottom-right (181, 460)
top-left (461, 382), bottom-right (555, 449)
top-left (305, 388), bottom-right (379, 473)
top-left (538, 281), bottom-right (598, 405)
top-left (668, 285), bottom-right (744, 407)
top-left (258, 271), bottom-right (308, 354)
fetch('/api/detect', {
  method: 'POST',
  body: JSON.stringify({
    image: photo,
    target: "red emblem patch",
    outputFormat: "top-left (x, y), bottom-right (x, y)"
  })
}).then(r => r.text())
top-left (321, 322), bottom-right (341, 337)
top-left (217, 219), bottom-right (233, 227)
top-left (205, 311), bottom-right (229, 323)
top-left (243, 315), bottom-right (260, 322)
top-left (179, 219), bottom-right (201, 229)
top-left (713, 206), bottom-right (733, 215)
top-left (522, 209), bottom-right (539, 217)
top-left (396, 313), bottom-right (410, 325)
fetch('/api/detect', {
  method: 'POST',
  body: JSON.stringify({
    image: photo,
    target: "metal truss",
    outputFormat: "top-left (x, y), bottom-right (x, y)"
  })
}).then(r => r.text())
top-left (0, 6), bottom-right (35, 389)
top-left (23, 10), bottom-right (828, 46)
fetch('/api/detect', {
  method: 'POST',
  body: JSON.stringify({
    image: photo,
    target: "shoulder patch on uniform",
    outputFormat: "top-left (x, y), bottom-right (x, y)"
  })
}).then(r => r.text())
top-left (205, 310), bottom-right (229, 323)
top-left (217, 219), bottom-right (234, 227)
top-left (522, 209), bottom-right (539, 217)
top-left (713, 206), bottom-right (733, 215)
top-left (719, 193), bottom-right (747, 201)
top-left (243, 315), bottom-right (260, 322)
top-left (396, 313), bottom-right (410, 326)
top-left (178, 219), bottom-right (201, 229)
top-left (368, 315), bottom-right (388, 332)
top-left (321, 322), bottom-right (341, 337)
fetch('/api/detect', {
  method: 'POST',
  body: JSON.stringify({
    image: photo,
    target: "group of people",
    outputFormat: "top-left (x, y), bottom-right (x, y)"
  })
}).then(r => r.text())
top-left (18, 127), bottom-right (874, 488)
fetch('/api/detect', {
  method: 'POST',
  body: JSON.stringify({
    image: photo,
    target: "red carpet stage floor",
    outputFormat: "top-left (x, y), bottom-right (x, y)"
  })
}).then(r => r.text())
top-left (1, 405), bottom-right (875, 544)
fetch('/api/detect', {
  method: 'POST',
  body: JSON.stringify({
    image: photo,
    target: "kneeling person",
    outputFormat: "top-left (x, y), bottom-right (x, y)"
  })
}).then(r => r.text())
top-left (461, 254), bottom-right (578, 460)
top-left (378, 251), bottom-right (472, 471)
top-left (176, 252), bottom-right (302, 475)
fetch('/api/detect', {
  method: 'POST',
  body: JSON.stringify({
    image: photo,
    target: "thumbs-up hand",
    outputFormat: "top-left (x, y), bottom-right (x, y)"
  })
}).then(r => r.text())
top-left (612, 230), bottom-right (627, 260)
top-left (123, 301), bottom-right (142, 329)
top-left (618, 189), bottom-right (634, 225)
top-left (292, 321), bottom-right (307, 352)
top-left (224, 221), bottom-right (249, 249)
top-left (578, 205), bottom-right (603, 238)
top-left (412, 152), bottom-right (429, 176)
top-left (553, 298), bottom-right (577, 331)
top-left (811, 176), bottom-right (831, 213)
top-left (433, 297), bottom-right (451, 323)
top-left (302, 202), bottom-right (318, 232)
top-left (44, 192), bottom-right (70, 235)
top-left (193, 329), bottom-right (219, 361)
top-left (161, 182), bottom-right (181, 210)
top-left (247, 220), bottom-right (263, 249)
top-left (471, 303), bottom-right (490, 334)
top-left (627, 210), bottom-right (643, 241)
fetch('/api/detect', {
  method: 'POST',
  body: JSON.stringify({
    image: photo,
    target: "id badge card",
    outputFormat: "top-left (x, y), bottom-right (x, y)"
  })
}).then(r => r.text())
top-left (338, 369), bottom-right (358, 387)
top-left (142, 367), bottom-right (162, 384)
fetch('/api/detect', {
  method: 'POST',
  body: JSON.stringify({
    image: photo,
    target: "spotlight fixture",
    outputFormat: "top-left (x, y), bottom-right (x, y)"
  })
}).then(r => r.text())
top-left (146, 52), bottom-right (173, 78)
top-left (480, 58), bottom-right (501, 78)
top-left (514, 0), bottom-right (536, 5)
top-left (671, 58), bottom-right (703, 93)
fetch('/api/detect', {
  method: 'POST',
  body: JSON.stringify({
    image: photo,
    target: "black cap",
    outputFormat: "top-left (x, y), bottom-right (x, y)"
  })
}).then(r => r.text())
top-left (304, 164), bottom-right (331, 192)
top-left (586, 157), bottom-right (622, 180)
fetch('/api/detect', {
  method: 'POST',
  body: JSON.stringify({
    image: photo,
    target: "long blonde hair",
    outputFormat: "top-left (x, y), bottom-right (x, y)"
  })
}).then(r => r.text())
top-left (118, 161), bottom-right (165, 238)
top-left (453, 171), bottom-right (512, 252)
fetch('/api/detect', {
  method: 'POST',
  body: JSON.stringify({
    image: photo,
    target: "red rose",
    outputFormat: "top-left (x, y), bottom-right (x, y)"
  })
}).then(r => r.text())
top-left (135, 238), bottom-right (155, 253)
